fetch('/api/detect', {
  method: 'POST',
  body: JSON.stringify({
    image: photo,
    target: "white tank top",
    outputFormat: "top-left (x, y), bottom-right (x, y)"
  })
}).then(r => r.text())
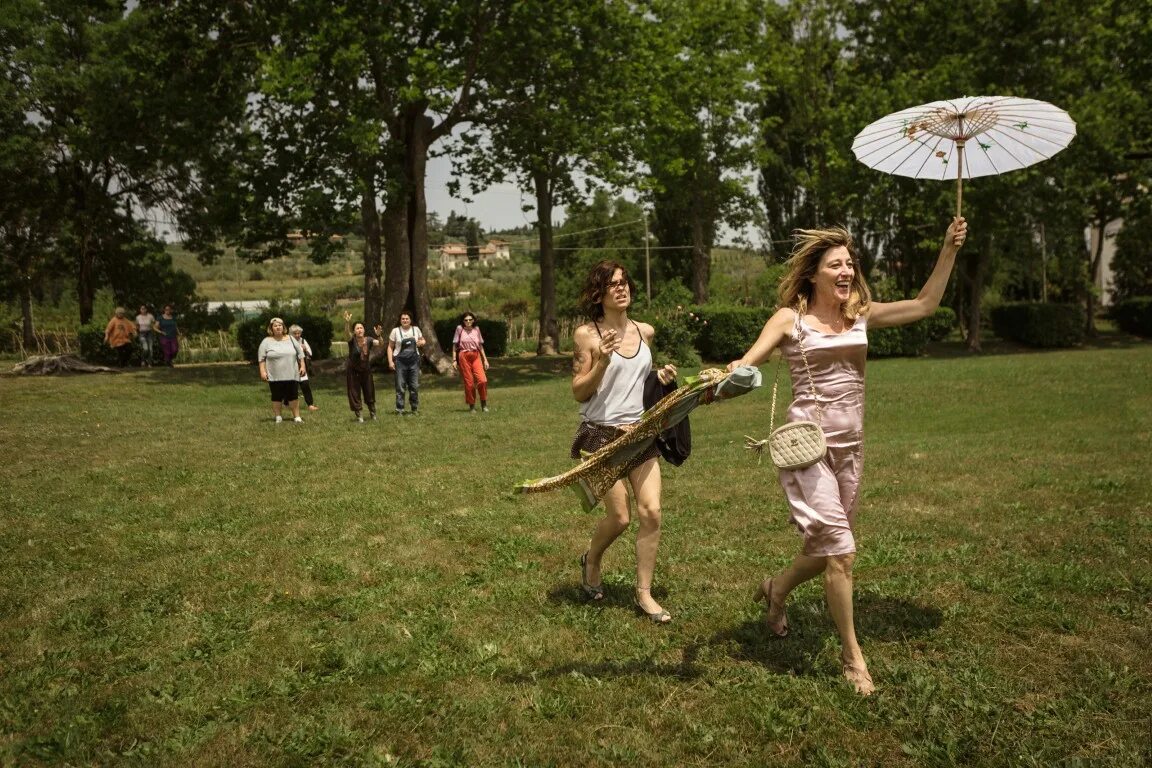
top-left (579, 322), bottom-right (651, 426)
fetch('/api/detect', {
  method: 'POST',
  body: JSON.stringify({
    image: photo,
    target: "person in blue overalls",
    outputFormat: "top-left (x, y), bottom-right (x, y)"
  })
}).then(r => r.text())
top-left (387, 311), bottom-right (426, 415)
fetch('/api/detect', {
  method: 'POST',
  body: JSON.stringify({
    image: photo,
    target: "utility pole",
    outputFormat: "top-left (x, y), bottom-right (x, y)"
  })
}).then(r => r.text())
top-left (644, 211), bottom-right (651, 304)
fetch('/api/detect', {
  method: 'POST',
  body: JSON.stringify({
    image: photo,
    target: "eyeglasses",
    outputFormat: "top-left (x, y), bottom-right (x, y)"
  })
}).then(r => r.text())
top-left (605, 279), bottom-right (629, 290)
top-left (464, 318), bottom-right (474, 323)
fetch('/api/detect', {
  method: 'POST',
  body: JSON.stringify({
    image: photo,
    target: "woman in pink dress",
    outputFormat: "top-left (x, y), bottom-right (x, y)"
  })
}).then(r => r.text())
top-left (729, 216), bottom-right (967, 695)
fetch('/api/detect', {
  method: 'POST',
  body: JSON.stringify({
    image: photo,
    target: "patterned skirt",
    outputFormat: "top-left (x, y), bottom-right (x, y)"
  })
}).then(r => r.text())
top-left (570, 421), bottom-right (660, 473)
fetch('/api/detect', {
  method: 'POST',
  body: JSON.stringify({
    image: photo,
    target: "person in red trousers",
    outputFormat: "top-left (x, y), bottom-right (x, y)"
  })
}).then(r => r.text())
top-left (451, 311), bottom-right (491, 413)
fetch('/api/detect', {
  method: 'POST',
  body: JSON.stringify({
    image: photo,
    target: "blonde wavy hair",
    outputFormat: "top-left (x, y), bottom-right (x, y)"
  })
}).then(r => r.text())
top-left (777, 226), bottom-right (871, 320)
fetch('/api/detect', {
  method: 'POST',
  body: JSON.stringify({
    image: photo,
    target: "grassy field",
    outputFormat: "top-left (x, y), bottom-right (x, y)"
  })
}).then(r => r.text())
top-left (1, 343), bottom-right (1150, 766)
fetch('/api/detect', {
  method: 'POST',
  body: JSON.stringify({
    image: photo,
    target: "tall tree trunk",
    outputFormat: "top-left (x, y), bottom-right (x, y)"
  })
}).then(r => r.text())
top-left (360, 182), bottom-right (384, 329)
top-left (1086, 215), bottom-right (1106, 337)
top-left (963, 245), bottom-right (987, 353)
top-left (689, 204), bottom-right (710, 304)
top-left (404, 112), bottom-right (450, 373)
top-left (379, 108), bottom-right (451, 372)
top-left (381, 198), bottom-right (410, 335)
top-left (77, 229), bottom-right (96, 325)
top-left (534, 170), bottom-right (559, 355)
top-left (19, 273), bottom-right (35, 352)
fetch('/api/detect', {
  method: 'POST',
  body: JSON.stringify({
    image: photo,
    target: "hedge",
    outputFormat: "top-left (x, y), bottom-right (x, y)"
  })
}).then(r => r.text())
top-left (236, 309), bottom-right (335, 362)
top-left (1111, 297), bottom-right (1152, 338)
top-left (693, 306), bottom-right (767, 361)
top-left (868, 307), bottom-right (956, 358)
top-left (689, 304), bottom-right (955, 361)
top-left (433, 317), bottom-right (508, 357)
top-left (989, 302), bottom-right (1085, 348)
top-left (78, 323), bottom-right (160, 366)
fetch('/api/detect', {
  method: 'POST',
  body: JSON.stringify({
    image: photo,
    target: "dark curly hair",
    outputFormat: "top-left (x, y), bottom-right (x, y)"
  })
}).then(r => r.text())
top-left (578, 261), bottom-right (635, 321)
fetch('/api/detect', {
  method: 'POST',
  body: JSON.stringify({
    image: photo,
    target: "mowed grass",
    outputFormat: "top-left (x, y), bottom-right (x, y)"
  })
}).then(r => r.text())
top-left (1, 345), bottom-right (1150, 767)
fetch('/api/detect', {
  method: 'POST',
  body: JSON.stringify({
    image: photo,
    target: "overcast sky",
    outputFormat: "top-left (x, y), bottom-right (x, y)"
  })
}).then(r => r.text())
top-left (424, 152), bottom-right (567, 234)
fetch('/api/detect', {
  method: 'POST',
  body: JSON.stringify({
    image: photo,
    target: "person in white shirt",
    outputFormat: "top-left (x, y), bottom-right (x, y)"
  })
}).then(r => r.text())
top-left (135, 304), bottom-right (156, 366)
top-left (570, 261), bottom-right (677, 624)
top-left (387, 311), bottom-right (425, 415)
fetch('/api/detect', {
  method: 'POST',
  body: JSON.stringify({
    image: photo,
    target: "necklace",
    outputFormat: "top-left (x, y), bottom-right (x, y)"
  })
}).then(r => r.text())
top-left (810, 310), bottom-right (845, 333)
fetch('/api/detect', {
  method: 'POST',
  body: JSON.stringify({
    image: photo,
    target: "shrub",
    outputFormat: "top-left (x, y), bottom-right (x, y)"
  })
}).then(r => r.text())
top-left (868, 307), bottom-right (956, 358)
top-left (1110, 297), bottom-right (1152, 338)
top-left (650, 307), bottom-right (703, 368)
top-left (181, 303), bottom-right (236, 335)
top-left (236, 307), bottom-right (335, 361)
top-left (77, 323), bottom-right (161, 366)
top-left (694, 306), bottom-right (767, 362)
top-left (433, 317), bottom-right (508, 357)
top-left (990, 302), bottom-right (1085, 348)
top-left (78, 323), bottom-right (118, 365)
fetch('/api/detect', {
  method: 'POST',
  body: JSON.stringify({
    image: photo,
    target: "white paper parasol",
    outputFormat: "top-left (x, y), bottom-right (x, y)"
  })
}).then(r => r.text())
top-left (851, 95), bottom-right (1076, 216)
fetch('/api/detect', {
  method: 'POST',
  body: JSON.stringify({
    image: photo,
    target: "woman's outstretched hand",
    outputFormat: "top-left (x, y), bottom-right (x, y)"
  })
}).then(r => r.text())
top-left (656, 363), bottom-right (677, 385)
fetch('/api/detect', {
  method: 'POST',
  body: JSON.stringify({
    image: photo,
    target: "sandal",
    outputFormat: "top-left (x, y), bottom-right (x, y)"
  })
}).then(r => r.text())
top-left (634, 587), bottom-right (672, 624)
top-left (753, 578), bottom-right (790, 637)
top-left (841, 656), bottom-right (875, 696)
top-left (579, 552), bottom-right (604, 601)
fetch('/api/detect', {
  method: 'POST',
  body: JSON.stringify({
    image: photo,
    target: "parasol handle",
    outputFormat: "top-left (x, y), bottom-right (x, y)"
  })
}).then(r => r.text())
top-left (955, 139), bottom-right (966, 218)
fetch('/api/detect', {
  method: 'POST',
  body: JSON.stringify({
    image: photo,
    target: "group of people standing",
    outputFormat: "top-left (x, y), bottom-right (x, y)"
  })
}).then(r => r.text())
top-left (255, 309), bottom-right (492, 423)
top-left (569, 216), bottom-right (967, 697)
top-left (103, 304), bottom-right (179, 367)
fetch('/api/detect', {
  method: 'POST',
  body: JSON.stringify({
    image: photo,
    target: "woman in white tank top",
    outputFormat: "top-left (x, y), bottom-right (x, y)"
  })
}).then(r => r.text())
top-left (570, 261), bottom-right (677, 623)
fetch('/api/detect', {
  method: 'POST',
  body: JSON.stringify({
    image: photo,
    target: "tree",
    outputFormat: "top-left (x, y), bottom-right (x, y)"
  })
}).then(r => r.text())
top-left (1039, 0), bottom-right (1151, 333)
top-left (0, 0), bottom-right (65, 349)
top-left (449, 0), bottom-right (644, 353)
top-left (1111, 210), bottom-right (1152, 302)
top-left (249, 0), bottom-right (502, 370)
top-left (638, 0), bottom-right (769, 304)
top-left (3, 0), bottom-right (257, 333)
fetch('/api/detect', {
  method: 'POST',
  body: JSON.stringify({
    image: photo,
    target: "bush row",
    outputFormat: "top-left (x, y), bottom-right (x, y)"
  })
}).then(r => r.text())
top-left (1110, 297), bottom-right (1152, 338)
top-left (235, 309), bottom-right (336, 361)
top-left (77, 324), bottom-right (161, 366)
top-left (432, 318), bottom-right (509, 358)
top-left (643, 305), bottom-right (957, 364)
top-left (989, 302), bottom-right (1085, 348)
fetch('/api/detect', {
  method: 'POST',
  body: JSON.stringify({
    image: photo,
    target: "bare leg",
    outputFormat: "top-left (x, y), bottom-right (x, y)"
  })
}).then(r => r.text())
top-left (288, 399), bottom-right (301, 419)
top-left (629, 458), bottom-right (666, 616)
top-left (271, 401), bottom-right (283, 419)
top-left (584, 480), bottom-right (631, 589)
top-left (824, 552), bottom-right (874, 695)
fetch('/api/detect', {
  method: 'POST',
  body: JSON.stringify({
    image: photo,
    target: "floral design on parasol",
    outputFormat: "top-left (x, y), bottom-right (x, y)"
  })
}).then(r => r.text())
top-left (851, 96), bottom-right (1076, 216)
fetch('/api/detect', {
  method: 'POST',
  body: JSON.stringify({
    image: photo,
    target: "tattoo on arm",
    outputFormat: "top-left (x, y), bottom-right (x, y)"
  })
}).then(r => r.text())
top-left (572, 349), bottom-right (587, 376)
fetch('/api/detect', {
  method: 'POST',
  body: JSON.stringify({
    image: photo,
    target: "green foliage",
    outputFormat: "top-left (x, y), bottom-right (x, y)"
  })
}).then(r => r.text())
top-left (433, 317), bottom-right (508, 358)
top-left (180, 303), bottom-right (236, 336)
top-left (868, 308), bottom-right (957, 358)
top-left (648, 306), bottom-right (703, 368)
top-left (1110, 297), bottom-right (1152, 338)
top-left (695, 306), bottom-right (768, 362)
top-left (236, 306), bottom-right (335, 362)
top-left (77, 323), bottom-right (116, 366)
top-left (1111, 213), bottom-right (1152, 303)
top-left (990, 303), bottom-right (1086, 348)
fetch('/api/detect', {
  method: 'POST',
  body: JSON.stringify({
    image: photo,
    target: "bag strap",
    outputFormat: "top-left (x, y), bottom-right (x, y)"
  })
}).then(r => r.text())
top-left (769, 315), bottom-right (823, 433)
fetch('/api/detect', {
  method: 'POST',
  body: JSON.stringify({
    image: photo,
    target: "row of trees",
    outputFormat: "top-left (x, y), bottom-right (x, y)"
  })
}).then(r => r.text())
top-left (3, 0), bottom-right (1149, 363)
